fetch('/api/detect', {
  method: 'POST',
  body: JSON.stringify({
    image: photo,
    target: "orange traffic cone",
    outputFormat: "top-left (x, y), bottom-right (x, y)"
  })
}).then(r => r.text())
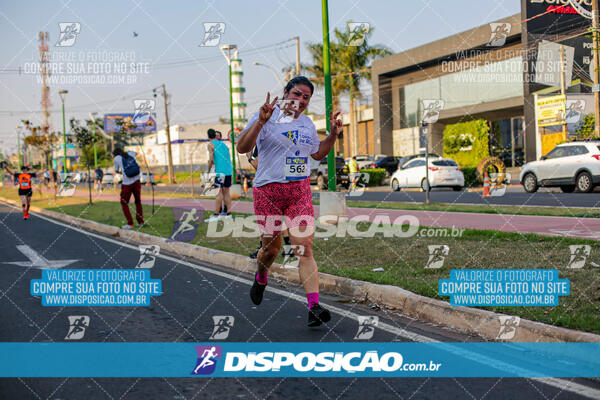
top-left (243, 176), bottom-right (248, 195)
top-left (482, 172), bottom-right (491, 198)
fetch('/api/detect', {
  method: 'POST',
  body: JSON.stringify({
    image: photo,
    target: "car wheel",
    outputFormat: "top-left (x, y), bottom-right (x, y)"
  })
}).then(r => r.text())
top-left (391, 179), bottom-right (400, 192)
top-left (575, 172), bottom-right (593, 193)
top-left (420, 178), bottom-right (430, 192)
top-left (317, 174), bottom-right (327, 190)
top-left (522, 173), bottom-right (538, 193)
top-left (453, 186), bottom-right (462, 192)
top-left (560, 185), bottom-right (575, 193)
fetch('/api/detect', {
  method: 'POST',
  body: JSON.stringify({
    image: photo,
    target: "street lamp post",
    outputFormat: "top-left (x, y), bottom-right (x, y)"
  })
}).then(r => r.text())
top-left (58, 90), bottom-right (68, 183)
top-left (253, 61), bottom-right (285, 88)
top-left (90, 112), bottom-right (98, 169)
top-left (16, 125), bottom-right (22, 167)
top-left (220, 44), bottom-right (238, 184)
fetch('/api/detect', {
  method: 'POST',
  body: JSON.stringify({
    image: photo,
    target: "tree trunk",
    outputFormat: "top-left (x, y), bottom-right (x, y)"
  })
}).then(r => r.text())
top-left (87, 163), bottom-right (92, 205)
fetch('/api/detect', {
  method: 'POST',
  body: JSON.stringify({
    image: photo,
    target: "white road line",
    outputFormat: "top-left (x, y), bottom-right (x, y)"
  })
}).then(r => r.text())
top-left (9, 205), bottom-right (600, 399)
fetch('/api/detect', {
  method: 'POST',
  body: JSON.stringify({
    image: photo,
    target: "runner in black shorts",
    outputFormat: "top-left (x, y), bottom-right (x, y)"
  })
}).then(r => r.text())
top-left (3, 164), bottom-right (36, 220)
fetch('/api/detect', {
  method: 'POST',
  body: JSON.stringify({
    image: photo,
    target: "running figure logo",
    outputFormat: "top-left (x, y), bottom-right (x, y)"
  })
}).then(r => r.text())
top-left (346, 22), bottom-right (370, 46)
top-left (487, 23), bottom-right (511, 47)
top-left (565, 100), bottom-right (586, 124)
top-left (567, 245), bottom-right (591, 269)
top-left (425, 245), bottom-right (449, 269)
top-left (199, 23), bottom-right (225, 47)
top-left (354, 316), bottom-right (379, 340)
top-left (210, 316), bottom-right (235, 340)
top-left (496, 316), bottom-right (520, 340)
top-left (282, 245), bottom-right (304, 269)
top-left (191, 345), bottom-right (222, 375)
top-left (65, 316), bottom-right (89, 340)
top-left (347, 173), bottom-right (370, 197)
top-left (133, 99), bottom-right (155, 125)
top-left (274, 100), bottom-right (300, 124)
top-left (169, 208), bottom-right (203, 242)
top-left (57, 184), bottom-right (76, 197)
top-left (421, 99), bottom-right (445, 124)
top-left (488, 172), bottom-right (511, 197)
top-left (136, 245), bottom-right (160, 269)
top-left (56, 22), bottom-right (81, 47)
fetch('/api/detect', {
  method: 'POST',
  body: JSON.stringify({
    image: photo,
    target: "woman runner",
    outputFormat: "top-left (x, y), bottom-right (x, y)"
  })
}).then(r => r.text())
top-left (236, 76), bottom-right (342, 327)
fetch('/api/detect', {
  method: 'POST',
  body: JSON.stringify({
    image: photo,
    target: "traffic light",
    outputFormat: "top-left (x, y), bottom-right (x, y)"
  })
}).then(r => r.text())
top-left (152, 88), bottom-right (157, 98)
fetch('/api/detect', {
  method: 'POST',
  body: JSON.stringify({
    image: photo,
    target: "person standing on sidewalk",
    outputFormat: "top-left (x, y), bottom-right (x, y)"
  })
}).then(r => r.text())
top-left (113, 148), bottom-right (143, 229)
top-left (94, 167), bottom-right (104, 193)
top-left (236, 76), bottom-right (343, 327)
top-left (206, 128), bottom-right (232, 222)
top-left (348, 156), bottom-right (359, 191)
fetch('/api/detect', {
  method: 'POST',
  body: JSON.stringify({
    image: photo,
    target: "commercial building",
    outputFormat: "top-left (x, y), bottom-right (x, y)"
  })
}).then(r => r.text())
top-left (372, 1), bottom-right (596, 163)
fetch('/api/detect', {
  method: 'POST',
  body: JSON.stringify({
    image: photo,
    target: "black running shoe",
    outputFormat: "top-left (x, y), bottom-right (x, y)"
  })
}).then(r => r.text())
top-left (250, 276), bottom-right (266, 305)
top-left (307, 304), bottom-right (331, 327)
top-left (249, 247), bottom-right (260, 259)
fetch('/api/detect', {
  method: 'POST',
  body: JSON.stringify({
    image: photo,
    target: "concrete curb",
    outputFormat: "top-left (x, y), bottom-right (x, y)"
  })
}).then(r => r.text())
top-left (3, 196), bottom-right (599, 343)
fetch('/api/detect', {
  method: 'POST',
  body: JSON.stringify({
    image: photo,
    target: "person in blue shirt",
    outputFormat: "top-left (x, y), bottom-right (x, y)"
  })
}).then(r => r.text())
top-left (206, 128), bottom-right (232, 222)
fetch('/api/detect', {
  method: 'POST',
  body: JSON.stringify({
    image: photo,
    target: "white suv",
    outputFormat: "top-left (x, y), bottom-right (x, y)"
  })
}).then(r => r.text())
top-left (519, 141), bottom-right (600, 193)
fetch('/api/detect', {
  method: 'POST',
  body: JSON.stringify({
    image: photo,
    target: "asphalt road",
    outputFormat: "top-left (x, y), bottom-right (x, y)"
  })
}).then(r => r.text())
top-left (1, 203), bottom-right (599, 399)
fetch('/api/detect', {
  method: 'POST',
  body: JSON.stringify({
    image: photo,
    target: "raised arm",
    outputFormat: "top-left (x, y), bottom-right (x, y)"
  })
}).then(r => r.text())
top-left (236, 92), bottom-right (278, 154)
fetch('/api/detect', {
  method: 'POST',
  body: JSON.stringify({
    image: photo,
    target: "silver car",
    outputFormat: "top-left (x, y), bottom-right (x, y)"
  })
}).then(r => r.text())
top-left (519, 141), bottom-right (600, 193)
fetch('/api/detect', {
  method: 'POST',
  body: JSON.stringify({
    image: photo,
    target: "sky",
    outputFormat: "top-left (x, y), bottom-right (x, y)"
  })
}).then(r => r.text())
top-left (0, 0), bottom-right (520, 155)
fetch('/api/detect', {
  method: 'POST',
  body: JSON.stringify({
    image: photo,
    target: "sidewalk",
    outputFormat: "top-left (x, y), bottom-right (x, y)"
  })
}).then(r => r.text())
top-left (73, 191), bottom-right (600, 240)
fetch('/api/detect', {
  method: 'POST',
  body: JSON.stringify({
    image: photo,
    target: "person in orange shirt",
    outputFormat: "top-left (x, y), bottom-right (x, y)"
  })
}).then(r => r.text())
top-left (3, 164), bottom-right (37, 220)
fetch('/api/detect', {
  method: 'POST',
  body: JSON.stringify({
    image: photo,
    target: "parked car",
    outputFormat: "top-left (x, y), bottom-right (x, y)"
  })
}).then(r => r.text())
top-left (498, 149), bottom-right (525, 167)
top-left (310, 157), bottom-right (350, 189)
top-left (354, 155), bottom-right (374, 169)
top-left (364, 156), bottom-right (400, 176)
top-left (519, 141), bottom-right (600, 193)
top-left (140, 171), bottom-right (155, 185)
top-left (390, 157), bottom-right (464, 191)
top-left (101, 172), bottom-right (115, 185)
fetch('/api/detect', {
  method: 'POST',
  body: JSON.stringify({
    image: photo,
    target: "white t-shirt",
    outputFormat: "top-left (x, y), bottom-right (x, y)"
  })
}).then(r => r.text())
top-left (244, 106), bottom-right (320, 187)
top-left (114, 151), bottom-right (140, 185)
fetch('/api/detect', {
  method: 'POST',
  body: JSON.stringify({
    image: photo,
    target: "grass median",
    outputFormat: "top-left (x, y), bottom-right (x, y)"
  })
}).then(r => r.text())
top-left (2, 186), bottom-right (598, 334)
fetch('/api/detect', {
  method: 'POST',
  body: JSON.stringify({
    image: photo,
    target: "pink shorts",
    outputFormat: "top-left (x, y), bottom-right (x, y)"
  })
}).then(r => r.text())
top-left (253, 178), bottom-right (314, 236)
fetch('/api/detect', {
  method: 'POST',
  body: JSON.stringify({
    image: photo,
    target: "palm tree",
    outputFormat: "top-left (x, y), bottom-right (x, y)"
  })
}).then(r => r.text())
top-left (304, 22), bottom-right (391, 156)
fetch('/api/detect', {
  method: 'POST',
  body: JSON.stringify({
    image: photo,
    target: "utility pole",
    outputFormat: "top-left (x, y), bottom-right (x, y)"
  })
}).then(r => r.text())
top-left (16, 126), bottom-right (22, 167)
top-left (560, 44), bottom-right (568, 137)
top-left (90, 112), bottom-right (98, 169)
top-left (162, 84), bottom-right (174, 184)
top-left (294, 36), bottom-right (300, 76)
top-left (592, 0), bottom-right (600, 136)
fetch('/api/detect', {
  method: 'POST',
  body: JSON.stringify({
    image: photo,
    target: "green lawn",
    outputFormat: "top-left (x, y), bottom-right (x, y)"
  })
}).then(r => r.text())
top-left (44, 200), bottom-right (600, 335)
top-left (345, 200), bottom-right (600, 219)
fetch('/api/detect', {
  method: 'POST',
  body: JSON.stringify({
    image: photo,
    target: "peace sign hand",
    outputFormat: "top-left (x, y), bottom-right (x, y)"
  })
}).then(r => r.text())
top-left (259, 92), bottom-right (278, 125)
top-left (330, 110), bottom-right (343, 136)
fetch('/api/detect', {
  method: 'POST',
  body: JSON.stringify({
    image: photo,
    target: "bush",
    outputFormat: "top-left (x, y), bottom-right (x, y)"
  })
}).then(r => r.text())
top-left (461, 166), bottom-right (478, 188)
top-left (443, 119), bottom-right (490, 167)
top-left (360, 168), bottom-right (387, 186)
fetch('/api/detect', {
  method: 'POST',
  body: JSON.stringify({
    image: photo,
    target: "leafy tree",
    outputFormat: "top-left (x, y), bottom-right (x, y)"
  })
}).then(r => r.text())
top-left (21, 120), bottom-right (60, 169)
top-left (574, 113), bottom-right (596, 140)
top-left (69, 117), bottom-right (104, 204)
top-left (303, 22), bottom-right (391, 155)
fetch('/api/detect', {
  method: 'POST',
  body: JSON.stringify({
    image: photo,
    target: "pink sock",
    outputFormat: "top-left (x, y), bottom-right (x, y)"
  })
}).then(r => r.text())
top-left (256, 272), bottom-right (268, 285)
top-left (307, 292), bottom-right (319, 309)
